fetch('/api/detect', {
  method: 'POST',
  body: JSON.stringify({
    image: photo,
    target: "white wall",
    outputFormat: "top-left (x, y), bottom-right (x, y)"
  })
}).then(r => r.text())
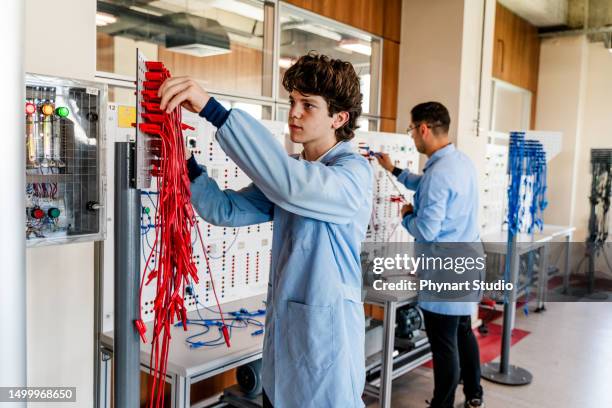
top-left (397, 0), bottom-right (464, 143)
top-left (573, 42), bottom-right (612, 240)
top-left (536, 36), bottom-right (589, 229)
top-left (536, 35), bottom-right (612, 241)
top-left (456, 0), bottom-right (495, 184)
top-left (26, 243), bottom-right (94, 406)
top-left (536, 36), bottom-right (612, 275)
top-left (24, 1), bottom-right (97, 407)
top-left (397, 0), bottom-right (495, 215)
top-left (25, 0), bottom-right (96, 81)
top-left (1, 1), bottom-right (27, 402)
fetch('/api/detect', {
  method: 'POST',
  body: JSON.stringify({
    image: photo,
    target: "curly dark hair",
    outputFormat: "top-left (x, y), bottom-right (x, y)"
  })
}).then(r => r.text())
top-left (282, 52), bottom-right (363, 142)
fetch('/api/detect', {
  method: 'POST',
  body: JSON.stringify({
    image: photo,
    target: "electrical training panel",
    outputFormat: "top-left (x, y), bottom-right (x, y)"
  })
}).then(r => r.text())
top-left (25, 74), bottom-right (107, 246)
top-left (139, 113), bottom-right (286, 322)
top-left (104, 107), bottom-right (422, 324)
top-left (355, 131), bottom-right (420, 243)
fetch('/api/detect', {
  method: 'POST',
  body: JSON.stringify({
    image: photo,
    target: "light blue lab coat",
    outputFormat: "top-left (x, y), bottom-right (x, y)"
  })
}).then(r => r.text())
top-left (397, 144), bottom-right (481, 316)
top-left (190, 109), bottom-right (373, 407)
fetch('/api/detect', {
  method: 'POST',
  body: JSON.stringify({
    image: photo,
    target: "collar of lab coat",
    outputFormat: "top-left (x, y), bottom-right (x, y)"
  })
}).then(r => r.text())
top-left (299, 141), bottom-right (344, 163)
top-left (423, 143), bottom-right (455, 172)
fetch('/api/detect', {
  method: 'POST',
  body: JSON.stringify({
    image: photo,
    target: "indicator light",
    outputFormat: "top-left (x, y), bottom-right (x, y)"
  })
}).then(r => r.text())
top-left (41, 103), bottom-right (54, 116)
top-left (31, 208), bottom-right (45, 219)
top-left (55, 106), bottom-right (69, 118)
top-left (25, 102), bottom-right (36, 115)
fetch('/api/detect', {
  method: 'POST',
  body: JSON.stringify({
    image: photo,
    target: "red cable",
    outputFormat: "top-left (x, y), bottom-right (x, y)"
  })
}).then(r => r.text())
top-left (135, 61), bottom-right (229, 408)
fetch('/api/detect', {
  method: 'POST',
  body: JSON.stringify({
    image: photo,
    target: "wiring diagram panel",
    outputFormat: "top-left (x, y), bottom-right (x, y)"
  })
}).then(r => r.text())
top-left (355, 131), bottom-right (420, 243)
top-left (139, 113), bottom-right (285, 321)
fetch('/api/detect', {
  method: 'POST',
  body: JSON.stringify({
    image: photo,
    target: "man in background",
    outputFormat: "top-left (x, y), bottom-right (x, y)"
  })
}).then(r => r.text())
top-left (377, 102), bottom-right (484, 408)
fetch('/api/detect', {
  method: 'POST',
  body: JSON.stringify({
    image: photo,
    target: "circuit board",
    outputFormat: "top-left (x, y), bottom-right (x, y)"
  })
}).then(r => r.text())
top-left (138, 112), bottom-right (285, 321)
top-left (354, 131), bottom-right (420, 243)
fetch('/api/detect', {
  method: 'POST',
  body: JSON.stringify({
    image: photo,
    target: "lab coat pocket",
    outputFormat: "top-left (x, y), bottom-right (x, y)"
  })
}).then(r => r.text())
top-left (287, 301), bottom-right (334, 371)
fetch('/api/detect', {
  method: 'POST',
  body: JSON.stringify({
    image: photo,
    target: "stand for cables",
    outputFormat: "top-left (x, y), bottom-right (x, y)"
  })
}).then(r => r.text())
top-left (481, 233), bottom-right (533, 385)
top-left (113, 142), bottom-right (141, 407)
top-left (568, 149), bottom-right (611, 300)
top-left (482, 132), bottom-right (544, 386)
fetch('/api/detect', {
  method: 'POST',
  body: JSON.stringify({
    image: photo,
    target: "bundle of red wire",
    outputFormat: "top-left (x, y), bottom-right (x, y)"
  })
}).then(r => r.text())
top-left (136, 60), bottom-right (230, 408)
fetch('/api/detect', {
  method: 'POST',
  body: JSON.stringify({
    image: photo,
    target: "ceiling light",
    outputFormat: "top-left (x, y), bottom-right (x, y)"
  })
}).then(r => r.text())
top-left (338, 39), bottom-right (372, 56)
top-left (128, 5), bottom-right (163, 17)
top-left (288, 23), bottom-right (342, 41)
top-left (208, 0), bottom-right (264, 22)
top-left (96, 12), bottom-right (117, 27)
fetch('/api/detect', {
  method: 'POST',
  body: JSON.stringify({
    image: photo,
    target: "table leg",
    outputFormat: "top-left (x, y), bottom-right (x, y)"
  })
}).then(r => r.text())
top-left (536, 244), bottom-right (550, 312)
top-left (562, 234), bottom-right (572, 294)
top-left (172, 374), bottom-right (188, 408)
top-left (100, 350), bottom-right (112, 408)
top-left (380, 300), bottom-right (397, 408)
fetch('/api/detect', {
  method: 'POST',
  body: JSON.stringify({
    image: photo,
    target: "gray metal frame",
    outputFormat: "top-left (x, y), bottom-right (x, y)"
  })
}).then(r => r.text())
top-left (362, 285), bottom-right (429, 408)
top-left (113, 142), bottom-right (141, 407)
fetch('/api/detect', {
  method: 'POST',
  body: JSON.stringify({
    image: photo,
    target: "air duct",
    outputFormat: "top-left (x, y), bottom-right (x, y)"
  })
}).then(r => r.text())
top-left (97, 2), bottom-right (231, 58)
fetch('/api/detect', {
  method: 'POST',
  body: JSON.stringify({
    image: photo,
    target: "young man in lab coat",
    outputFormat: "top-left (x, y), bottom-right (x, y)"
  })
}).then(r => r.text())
top-left (159, 53), bottom-right (373, 408)
top-left (376, 102), bottom-right (484, 408)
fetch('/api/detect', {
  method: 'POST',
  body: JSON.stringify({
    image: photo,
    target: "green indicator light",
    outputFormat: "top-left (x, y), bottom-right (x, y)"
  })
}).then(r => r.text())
top-left (144, 207), bottom-right (151, 214)
top-left (48, 208), bottom-right (61, 218)
top-left (55, 106), bottom-right (69, 118)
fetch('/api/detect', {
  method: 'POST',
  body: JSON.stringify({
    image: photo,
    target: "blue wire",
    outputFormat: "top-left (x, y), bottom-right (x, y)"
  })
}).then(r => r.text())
top-left (177, 277), bottom-right (266, 348)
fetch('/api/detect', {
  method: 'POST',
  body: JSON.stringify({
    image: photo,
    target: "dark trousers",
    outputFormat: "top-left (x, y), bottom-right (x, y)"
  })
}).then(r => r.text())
top-left (423, 310), bottom-right (483, 408)
top-left (262, 389), bottom-right (273, 408)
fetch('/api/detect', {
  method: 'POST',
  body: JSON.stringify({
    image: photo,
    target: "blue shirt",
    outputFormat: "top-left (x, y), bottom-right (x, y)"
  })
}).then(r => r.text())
top-left (398, 144), bottom-right (481, 315)
top-left (189, 98), bottom-right (373, 407)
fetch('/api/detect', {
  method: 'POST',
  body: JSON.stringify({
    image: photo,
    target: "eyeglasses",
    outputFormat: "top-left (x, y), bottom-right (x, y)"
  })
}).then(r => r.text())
top-left (406, 122), bottom-right (443, 135)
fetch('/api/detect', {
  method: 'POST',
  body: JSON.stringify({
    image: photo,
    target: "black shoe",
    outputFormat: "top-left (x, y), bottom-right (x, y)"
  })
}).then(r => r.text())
top-left (464, 398), bottom-right (484, 408)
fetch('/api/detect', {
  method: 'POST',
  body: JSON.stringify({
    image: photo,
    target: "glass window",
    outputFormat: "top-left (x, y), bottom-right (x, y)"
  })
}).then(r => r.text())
top-left (358, 117), bottom-right (379, 132)
top-left (276, 104), bottom-right (289, 123)
top-left (217, 98), bottom-right (272, 120)
top-left (278, 4), bottom-right (381, 115)
top-left (96, 0), bottom-right (272, 98)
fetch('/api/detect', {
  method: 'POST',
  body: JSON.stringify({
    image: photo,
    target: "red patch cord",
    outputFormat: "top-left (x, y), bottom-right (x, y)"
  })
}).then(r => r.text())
top-left (135, 60), bottom-right (230, 408)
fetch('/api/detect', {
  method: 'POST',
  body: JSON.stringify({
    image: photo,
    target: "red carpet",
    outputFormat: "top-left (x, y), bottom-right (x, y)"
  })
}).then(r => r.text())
top-left (473, 323), bottom-right (530, 364)
top-left (477, 274), bottom-right (565, 323)
top-left (422, 323), bottom-right (530, 368)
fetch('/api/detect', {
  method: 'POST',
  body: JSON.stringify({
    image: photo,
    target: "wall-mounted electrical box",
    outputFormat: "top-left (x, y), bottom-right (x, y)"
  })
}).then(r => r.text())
top-left (25, 74), bottom-right (107, 247)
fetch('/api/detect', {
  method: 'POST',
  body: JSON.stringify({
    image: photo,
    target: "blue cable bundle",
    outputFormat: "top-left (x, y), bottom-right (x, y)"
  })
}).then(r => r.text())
top-left (505, 132), bottom-right (548, 313)
top-left (506, 132), bottom-right (548, 235)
